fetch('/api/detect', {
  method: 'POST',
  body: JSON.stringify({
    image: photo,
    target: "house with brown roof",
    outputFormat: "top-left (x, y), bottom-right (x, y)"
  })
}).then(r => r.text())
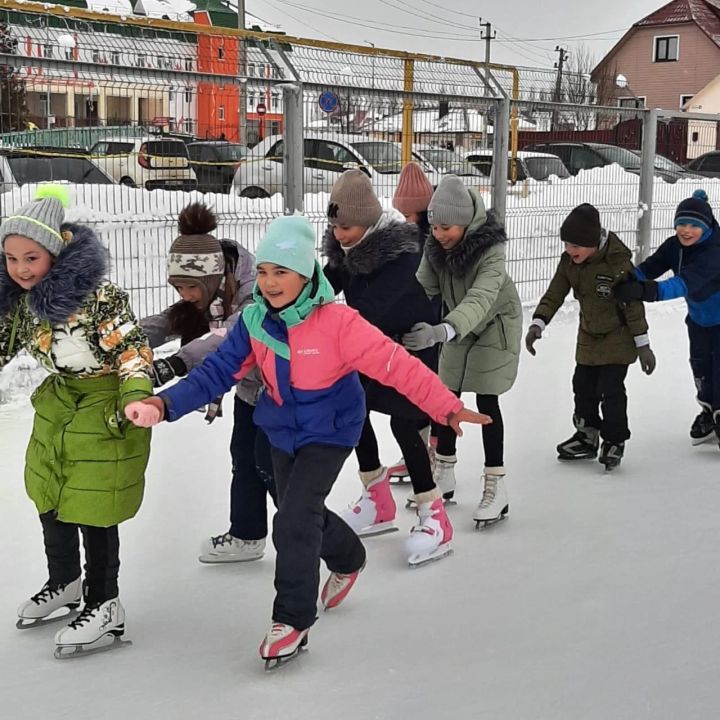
top-left (591, 0), bottom-right (720, 111)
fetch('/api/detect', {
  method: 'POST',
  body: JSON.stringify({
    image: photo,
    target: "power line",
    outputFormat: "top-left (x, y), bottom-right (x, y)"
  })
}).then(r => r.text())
top-left (417, 0), bottom-right (478, 19)
top-left (262, 0), bottom-right (340, 40)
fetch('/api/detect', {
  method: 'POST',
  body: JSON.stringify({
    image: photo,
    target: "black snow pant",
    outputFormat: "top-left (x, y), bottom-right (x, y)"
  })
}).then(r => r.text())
top-left (270, 444), bottom-right (366, 630)
top-left (40, 511), bottom-right (119, 605)
top-left (436, 392), bottom-right (505, 468)
top-left (687, 317), bottom-right (720, 412)
top-left (572, 364), bottom-right (630, 443)
top-left (229, 396), bottom-right (278, 540)
top-left (355, 415), bottom-right (435, 495)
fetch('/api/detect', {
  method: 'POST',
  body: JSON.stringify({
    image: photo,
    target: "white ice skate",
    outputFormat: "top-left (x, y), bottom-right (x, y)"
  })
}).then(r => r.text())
top-left (406, 497), bottom-right (453, 567)
top-left (340, 469), bottom-right (397, 537)
top-left (17, 577), bottom-right (82, 630)
top-left (54, 597), bottom-right (131, 659)
top-left (259, 623), bottom-right (309, 671)
top-left (388, 456), bottom-right (410, 484)
top-left (473, 469), bottom-right (509, 530)
top-left (406, 453), bottom-right (456, 509)
top-left (199, 533), bottom-right (265, 564)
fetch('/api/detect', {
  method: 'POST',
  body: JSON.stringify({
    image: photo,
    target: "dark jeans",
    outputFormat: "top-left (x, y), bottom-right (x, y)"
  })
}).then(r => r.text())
top-left (40, 511), bottom-right (119, 605)
top-left (270, 444), bottom-right (366, 630)
top-left (687, 317), bottom-right (720, 412)
top-left (436, 393), bottom-right (504, 467)
top-left (229, 397), bottom-right (278, 540)
top-left (572, 364), bottom-right (630, 443)
top-left (355, 414), bottom-right (434, 494)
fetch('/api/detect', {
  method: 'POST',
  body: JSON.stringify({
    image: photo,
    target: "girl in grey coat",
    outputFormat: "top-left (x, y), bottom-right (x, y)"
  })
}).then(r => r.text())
top-left (141, 203), bottom-right (276, 563)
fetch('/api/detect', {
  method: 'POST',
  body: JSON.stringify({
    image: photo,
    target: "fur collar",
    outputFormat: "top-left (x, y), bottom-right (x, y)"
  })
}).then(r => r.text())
top-left (425, 210), bottom-right (507, 277)
top-left (0, 223), bottom-right (108, 323)
top-left (322, 221), bottom-right (421, 276)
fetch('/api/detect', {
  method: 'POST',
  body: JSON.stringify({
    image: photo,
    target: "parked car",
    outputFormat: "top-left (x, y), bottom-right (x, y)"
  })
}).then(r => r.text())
top-left (412, 144), bottom-right (484, 187)
top-left (187, 141), bottom-right (247, 194)
top-left (685, 151), bottom-right (720, 178)
top-left (462, 148), bottom-right (571, 183)
top-left (522, 141), bottom-right (694, 184)
top-left (231, 134), bottom-right (423, 198)
top-left (89, 137), bottom-right (197, 191)
top-left (0, 147), bottom-right (114, 194)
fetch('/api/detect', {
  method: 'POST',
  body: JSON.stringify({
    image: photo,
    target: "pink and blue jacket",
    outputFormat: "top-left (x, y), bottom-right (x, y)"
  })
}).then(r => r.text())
top-left (160, 267), bottom-right (463, 455)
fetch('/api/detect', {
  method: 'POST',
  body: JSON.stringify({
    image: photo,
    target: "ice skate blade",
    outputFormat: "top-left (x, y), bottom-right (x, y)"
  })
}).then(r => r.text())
top-left (405, 498), bottom-right (456, 510)
top-left (475, 510), bottom-right (509, 530)
top-left (54, 633), bottom-right (132, 660)
top-left (198, 553), bottom-right (264, 564)
top-left (357, 523), bottom-right (398, 538)
top-left (601, 462), bottom-right (621, 472)
top-left (557, 452), bottom-right (597, 461)
top-left (263, 643), bottom-right (308, 671)
top-left (17, 606), bottom-right (80, 630)
top-left (389, 476), bottom-right (410, 485)
top-left (691, 433), bottom-right (716, 446)
top-left (408, 545), bottom-right (453, 568)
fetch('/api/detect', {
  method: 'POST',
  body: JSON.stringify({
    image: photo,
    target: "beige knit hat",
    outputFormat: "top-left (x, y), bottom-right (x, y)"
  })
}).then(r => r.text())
top-left (327, 169), bottom-right (382, 228)
top-left (427, 175), bottom-right (476, 227)
top-left (167, 203), bottom-right (225, 305)
top-left (392, 162), bottom-right (434, 215)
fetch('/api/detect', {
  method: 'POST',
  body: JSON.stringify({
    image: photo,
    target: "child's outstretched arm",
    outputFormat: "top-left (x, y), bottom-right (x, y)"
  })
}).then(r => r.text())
top-left (339, 307), bottom-right (491, 433)
top-left (526, 259), bottom-right (572, 356)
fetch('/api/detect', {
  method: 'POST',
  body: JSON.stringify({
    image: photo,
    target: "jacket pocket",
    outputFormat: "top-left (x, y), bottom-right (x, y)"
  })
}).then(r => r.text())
top-left (496, 316), bottom-right (508, 351)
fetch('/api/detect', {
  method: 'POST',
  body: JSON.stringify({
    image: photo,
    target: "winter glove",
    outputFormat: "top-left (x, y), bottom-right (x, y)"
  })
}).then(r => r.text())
top-left (204, 395), bottom-right (224, 424)
top-left (637, 345), bottom-right (656, 375)
top-left (402, 322), bottom-right (448, 351)
top-left (525, 323), bottom-right (543, 356)
top-left (614, 278), bottom-right (658, 303)
top-left (151, 355), bottom-right (188, 388)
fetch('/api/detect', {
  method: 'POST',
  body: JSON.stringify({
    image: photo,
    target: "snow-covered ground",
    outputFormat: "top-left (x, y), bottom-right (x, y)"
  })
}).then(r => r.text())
top-left (1, 301), bottom-right (719, 720)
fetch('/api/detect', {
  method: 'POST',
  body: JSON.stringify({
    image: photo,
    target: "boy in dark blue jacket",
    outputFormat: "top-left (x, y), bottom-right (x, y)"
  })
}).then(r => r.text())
top-left (615, 190), bottom-right (720, 447)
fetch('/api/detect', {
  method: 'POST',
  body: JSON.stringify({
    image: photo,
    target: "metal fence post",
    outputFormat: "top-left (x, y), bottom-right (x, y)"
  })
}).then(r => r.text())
top-left (281, 82), bottom-right (304, 214)
top-left (491, 97), bottom-right (510, 224)
top-left (401, 59), bottom-right (414, 165)
top-left (637, 108), bottom-right (657, 263)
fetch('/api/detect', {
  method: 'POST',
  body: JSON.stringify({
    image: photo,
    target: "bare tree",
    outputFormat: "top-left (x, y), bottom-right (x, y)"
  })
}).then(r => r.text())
top-left (0, 23), bottom-right (28, 134)
top-left (561, 44), bottom-right (598, 130)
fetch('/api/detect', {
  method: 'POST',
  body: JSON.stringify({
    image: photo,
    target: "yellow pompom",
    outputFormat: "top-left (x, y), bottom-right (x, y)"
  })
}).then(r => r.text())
top-left (34, 184), bottom-right (71, 208)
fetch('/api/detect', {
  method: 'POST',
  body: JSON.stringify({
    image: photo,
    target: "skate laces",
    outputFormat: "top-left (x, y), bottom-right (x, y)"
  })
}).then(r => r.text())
top-left (31, 582), bottom-right (65, 605)
top-left (68, 602), bottom-right (102, 629)
top-left (480, 476), bottom-right (498, 508)
top-left (267, 623), bottom-right (292, 640)
top-left (211, 532), bottom-right (234, 548)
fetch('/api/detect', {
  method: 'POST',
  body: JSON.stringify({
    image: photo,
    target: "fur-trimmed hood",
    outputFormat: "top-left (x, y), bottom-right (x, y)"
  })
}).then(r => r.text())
top-left (322, 218), bottom-right (421, 276)
top-left (0, 223), bottom-right (108, 323)
top-left (425, 210), bottom-right (507, 277)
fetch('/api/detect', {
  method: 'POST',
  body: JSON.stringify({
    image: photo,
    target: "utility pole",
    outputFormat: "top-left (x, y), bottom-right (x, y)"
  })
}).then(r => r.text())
top-left (364, 40), bottom-right (375, 130)
top-left (479, 18), bottom-right (495, 148)
top-left (551, 45), bottom-right (569, 132)
top-left (237, 0), bottom-right (247, 145)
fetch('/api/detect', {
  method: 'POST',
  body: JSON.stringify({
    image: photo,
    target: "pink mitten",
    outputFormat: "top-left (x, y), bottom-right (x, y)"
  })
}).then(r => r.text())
top-left (125, 401), bottom-right (162, 427)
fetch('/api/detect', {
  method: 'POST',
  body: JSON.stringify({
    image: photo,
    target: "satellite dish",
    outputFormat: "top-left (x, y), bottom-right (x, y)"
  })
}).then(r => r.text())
top-left (616, 74), bottom-right (629, 88)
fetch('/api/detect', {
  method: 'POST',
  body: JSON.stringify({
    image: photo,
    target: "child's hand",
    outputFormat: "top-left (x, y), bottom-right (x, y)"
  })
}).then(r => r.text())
top-left (125, 397), bottom-right (165, 427)
top-left (637, 345), bottom-right (656, 375)
top-left (525, 324), bottom-right (543, 356)
top-left (447, 408), bottom-right (493, 437)
top-left (402, 322), bottom-right (448, 351)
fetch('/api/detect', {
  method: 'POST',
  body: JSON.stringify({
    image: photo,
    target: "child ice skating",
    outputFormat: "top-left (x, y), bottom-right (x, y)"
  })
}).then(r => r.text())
top-left (141, 202), bottom-right (277, 563)
top-left (0, 187), bottom-right (153, 658)
top-left (406, 175), bottom-right (522, 529)
top-left (526, 204), bottom-right (656, 471)
top-left (323, 169), bottom-right (450, 566)
top-left (615, 190), bottom-right (720, 447)
top-left (125, 214), bottom-right (489, 668)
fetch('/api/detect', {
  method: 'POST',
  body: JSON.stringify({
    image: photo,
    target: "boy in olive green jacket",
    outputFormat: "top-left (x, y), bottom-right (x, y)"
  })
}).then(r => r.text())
top-left (525, 204), bottom-right (656, 470)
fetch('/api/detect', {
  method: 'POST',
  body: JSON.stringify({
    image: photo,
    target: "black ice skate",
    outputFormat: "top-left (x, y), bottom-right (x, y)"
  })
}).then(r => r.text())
top-left (557, 418), bottom-right (600, 460)
top-left (690, 404), bottom-right (715, 446)
top-left (599, 441), bottom-right (624, 471)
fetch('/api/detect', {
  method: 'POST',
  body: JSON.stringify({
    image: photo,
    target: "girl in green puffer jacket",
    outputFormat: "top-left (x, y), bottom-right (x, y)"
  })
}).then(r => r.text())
top-left (403, 175), bottom-right (522, 530)
top-left (0, 187), bottom-right (153, 657)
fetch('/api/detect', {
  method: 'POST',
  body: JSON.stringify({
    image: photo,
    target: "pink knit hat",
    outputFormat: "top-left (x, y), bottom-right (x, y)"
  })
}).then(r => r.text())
top-left (392, 162), bottom-right (434, 215)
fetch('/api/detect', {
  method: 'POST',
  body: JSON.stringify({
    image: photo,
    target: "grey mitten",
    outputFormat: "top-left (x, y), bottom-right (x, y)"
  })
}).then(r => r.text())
top-left (525, 324), bottom-right (543, 356)
top-left (401, 322), bottom-right (448, 351)
top-left (637, 345), bottom-right (656, 375)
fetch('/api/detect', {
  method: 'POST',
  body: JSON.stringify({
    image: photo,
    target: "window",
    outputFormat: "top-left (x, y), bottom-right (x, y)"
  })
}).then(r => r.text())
top-left (184, 119), bottom-right (193, 134)
top-left (65, 48), bottom-right (73, 61)
top-left (136, 54), bottom-right (146, 68)
top-left (111, 51), bottom-right (120, 65)
top-left (267, 140), bottom-right (284, 163)
top-left (272, 65), bottom-right (282, 79)
top-left (218, 105), bottom-right (225, 121)
top-left (618, 97), bottom-right (645, 109)
top-left (570, 148), bottom-right (604, 172)
top-left (156, 56), bottom-right (163, 69)
top-left (184, 58), bottom-right (193, 71)
top-left (92, 48), bottom-right (100, 63)
top-left (168, 90), bottom-right (175, 103)
top-left (654, 35), bottom-right (678, 62)
top-left (43, 44), bottom-right (53, 58)
top-left (218, 46), bottom-right (225, 60)
top-left (185, 88), bottom-right (192, 104)
top-left (248, 63), bottom-right (256, 77)
top-left (270, 93), bottom-right (279, 111)
top-left (680, 94), bottom-right (694, 110)
top-left (700, 153), bottom-right (720, 172)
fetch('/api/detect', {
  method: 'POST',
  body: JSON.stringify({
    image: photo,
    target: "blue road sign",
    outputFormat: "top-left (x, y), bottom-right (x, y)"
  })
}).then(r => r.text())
top-left (319, 91), bottom-right (339, 114)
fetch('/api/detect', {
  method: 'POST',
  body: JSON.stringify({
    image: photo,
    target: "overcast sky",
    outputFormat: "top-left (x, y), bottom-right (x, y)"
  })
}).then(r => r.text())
top-left (204, 0), bottom-right (664, 70)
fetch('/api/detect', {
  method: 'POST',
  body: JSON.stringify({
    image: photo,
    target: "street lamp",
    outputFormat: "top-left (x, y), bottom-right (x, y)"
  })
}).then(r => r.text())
top-left (364, 40), bottom-right (375, 130)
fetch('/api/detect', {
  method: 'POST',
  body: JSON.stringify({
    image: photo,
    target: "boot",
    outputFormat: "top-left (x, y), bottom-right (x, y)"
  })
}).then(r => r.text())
top-left (320, 561), bottom-right (365, 610)
top-left (340, 468), bottom-right (397, 536)
top-left (599, 440), bottom-right (625, 470)
top-left (473, 467), bottom-right (509, 529)
top-left (389, 427), bottom-right (436, 483)
top-left (199, 533), bottom-right (265, 564)
top-left (259, 623), bottom-right (309, 669)
top-left (17, 577), bottom-right (82, 629)
top-left (714, 410), bottom-right (720, 449)
top-left (405, 493), bottom-right (453, 567)
top-left (557, 416), bottom-right (600, 460)
top-left (54, 597), bottom-right (128, 658)
top-left (406, 452), bottom-right (455, 509)
top-left (690, 401), bottom-right (715, 445)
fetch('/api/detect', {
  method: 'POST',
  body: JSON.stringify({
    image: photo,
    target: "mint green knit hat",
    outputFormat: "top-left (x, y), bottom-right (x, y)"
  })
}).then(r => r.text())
top-left (256, 215), bottom-right (317, 278)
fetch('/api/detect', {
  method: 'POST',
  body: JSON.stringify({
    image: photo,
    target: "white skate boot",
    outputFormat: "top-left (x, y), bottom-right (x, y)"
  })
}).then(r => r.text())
top-left (54, 597), bottom-right (130, 659)
top-left (473, 468), bottom-right (509, 529)
top-left (340, 468), bottom-right (397, 537)
top-left (259, 623), bottom-right (309, 671)
top-left (406, 495), bottom-right (454, 567)
top-left (406, 452), bottom-right (456, 509)
top-left (199, 533), bottom-right (266, 564)
top-left (17, 577), bottom-right (82, 629)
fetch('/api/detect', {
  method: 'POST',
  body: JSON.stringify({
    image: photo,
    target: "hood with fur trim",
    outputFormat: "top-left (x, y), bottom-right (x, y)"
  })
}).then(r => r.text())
top-left (322, 219), bottom-right (421, 276)
top-left (424, 210), bottom-right (507, 277)
top-left (0, 223), bottom-right (107, 323)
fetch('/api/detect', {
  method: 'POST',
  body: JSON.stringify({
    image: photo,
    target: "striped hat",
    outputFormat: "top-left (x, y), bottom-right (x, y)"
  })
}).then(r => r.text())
top-left (674, 189), bottom-right (714, 232)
